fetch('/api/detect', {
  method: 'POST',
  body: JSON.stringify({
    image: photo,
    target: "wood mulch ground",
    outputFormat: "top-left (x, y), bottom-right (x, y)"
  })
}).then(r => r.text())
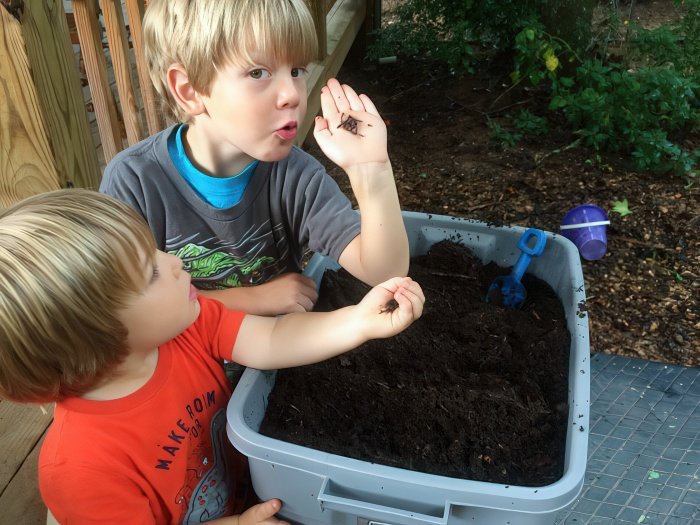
top-left (305, 0), bottom-right (699, 368)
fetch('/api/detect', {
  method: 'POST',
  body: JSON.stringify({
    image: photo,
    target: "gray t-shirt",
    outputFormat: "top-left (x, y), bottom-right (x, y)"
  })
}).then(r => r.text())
top-left (100, 125), bottom-right (360, 290)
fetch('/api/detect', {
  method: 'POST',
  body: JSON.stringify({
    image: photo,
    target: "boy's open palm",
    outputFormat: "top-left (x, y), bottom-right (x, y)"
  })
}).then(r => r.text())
top-left (313, 78), bottom-right (389, 170)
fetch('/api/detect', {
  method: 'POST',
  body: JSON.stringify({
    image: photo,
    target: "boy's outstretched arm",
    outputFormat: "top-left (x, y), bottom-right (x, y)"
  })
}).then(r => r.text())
top-left (233, 277), bottom-right (424, 370)
top-left (198, 272), bottom-right (318, 315)
top-left (313, 78), bottom-right (410, 286)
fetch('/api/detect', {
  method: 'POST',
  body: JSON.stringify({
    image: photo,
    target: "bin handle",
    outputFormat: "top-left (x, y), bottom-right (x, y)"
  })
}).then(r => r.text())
top-left (317, 478), bottom-right (449, 525)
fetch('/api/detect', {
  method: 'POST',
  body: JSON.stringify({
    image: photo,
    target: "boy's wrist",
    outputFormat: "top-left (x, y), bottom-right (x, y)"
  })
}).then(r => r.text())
top-left (338, 305), bottom-right (371, 347)
top-left (345, 161), bottom-right (396, 201)
top-left (344, 160), bottom-right (393, 180)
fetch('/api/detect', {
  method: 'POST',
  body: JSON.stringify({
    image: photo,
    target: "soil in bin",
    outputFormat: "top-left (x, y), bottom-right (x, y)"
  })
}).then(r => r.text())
top-left (260, 240), bottom-right (573, 486)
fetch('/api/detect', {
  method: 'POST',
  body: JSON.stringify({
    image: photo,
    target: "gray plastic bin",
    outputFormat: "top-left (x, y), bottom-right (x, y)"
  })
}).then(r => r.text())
top-left (226, 212), bottom-right (590, 525)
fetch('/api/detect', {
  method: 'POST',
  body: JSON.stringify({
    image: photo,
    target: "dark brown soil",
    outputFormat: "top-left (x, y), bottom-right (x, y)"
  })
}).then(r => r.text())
top-left (303, 0), bottom-right (699, 368)
top-left (261, 240), bottom-right (571, 486)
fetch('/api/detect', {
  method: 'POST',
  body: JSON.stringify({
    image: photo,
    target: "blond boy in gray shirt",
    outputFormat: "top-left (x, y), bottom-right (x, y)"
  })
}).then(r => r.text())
top-left (101, 0), bottom-right (409, 316)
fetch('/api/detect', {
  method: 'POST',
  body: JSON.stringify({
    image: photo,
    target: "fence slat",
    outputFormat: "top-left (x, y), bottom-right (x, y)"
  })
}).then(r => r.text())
top-left (102, 0), bottom-right (143, 145)
top-left (0, 7), bottom-right (61, 207)
top-left (310, 0), bottom-right (328, 60)
top-left (20, 0), bottom-right (101, 192)
top-left (124, 0), bottom-right (163, 135)
top-left (72, 0), bottom-right (123, 162)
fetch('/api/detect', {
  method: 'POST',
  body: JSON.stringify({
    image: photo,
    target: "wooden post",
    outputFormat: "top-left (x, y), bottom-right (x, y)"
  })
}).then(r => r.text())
top-left (102, 0), bottom-right (143, 145)
top-left (124, 0), bottom-right (163, 135)
top-left (72, 0), bottom-right (123, 163)
top-left (20, 0), bottom-right (102, 191)
top-left (1, 4), bottom-right (60, 207)
top-left (0, 0), bottom-right (101, 207)
top-left (345, 0), bottom-right (378, 65)
top-left (309, 0), bottom-right (328, 60)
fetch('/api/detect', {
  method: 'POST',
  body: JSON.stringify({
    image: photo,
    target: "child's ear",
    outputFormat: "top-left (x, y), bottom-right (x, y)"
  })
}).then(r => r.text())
top-left (167, 64), bottom-right (206, 117)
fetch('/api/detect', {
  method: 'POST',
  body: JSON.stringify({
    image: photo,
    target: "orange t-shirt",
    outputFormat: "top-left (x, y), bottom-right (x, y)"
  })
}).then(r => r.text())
top-left (39, 297), bottom-right (251, 524)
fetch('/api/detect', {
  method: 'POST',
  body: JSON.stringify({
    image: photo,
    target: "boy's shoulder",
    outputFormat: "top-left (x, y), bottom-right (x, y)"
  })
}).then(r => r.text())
top-left (100, 126), bottom-right (178, 197)
top-left (103, 126), bottom-right (176, 178)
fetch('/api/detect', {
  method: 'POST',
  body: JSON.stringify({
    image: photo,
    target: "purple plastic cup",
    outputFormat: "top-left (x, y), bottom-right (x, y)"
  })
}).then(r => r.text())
top-left (560, 204), bottom-right (610, 261)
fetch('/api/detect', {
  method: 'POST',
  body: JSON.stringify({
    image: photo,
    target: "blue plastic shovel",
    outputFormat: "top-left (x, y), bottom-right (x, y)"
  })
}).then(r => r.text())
top-left (485, 228), bottom-right (547, 310)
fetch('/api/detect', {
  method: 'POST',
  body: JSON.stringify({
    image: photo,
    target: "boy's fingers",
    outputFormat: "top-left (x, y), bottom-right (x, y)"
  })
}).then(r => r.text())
top-left (376, 276), bottom-right (407, 294)
top-left (342, 84), bottom-right (364, 112)
top-left (253, 499), bottom-right (282, 520)
top-left (359, 94), bottom-right (380, 117)
top-left (327, 78), bottom-right (350, 112)
top-left (394, 281), bottom-right (424, 319)
top-left (393, 286), bottom-right (411, 310)
top-left (405, 288), bottom-right (425, 319)
top-left (313, 116), bottom-right (333, 143)
top-left (393, 288), bottom-right (420, 326)
top-left (319, 87), bottom-right (338, 120)
top-left (295, 293), bottom-right (315, 312)
top-left (325, 77), bottom-right (342, 91)
top-left (314, 115), bottom-right (329, 133)
top-left (406, 280), bottom-right (425, 303)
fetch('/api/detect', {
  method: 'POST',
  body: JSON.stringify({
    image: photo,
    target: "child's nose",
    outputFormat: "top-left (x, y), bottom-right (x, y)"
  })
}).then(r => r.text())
top-left (276, 77), bottom-right (302, 108)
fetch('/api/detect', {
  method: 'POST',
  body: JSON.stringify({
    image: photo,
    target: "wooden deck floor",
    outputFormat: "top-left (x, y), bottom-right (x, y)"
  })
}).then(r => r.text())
top-left (0, 401), bottom-right (53, 524)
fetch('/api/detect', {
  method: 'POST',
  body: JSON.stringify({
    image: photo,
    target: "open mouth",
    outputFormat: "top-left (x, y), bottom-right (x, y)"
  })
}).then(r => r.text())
top-left (276, 122), bottom-right (298, 141)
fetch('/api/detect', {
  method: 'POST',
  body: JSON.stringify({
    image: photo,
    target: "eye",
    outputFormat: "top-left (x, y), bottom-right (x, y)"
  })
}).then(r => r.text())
top-left (291, 67), bottom-right (308, 78)
top-left (249, 68), bottom-right (271, 80)
top-left (150, 264), bottom-right (160, 284)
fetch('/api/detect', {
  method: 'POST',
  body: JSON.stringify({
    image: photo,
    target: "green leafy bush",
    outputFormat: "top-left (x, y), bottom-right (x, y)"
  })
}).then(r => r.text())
top-left (374, 0), bottom-right (699, 182)
top-left (488, 109), bottom-right (549, 149)
top-left (512, 3), bottom-right (700, 181)
top-left (371, 0), bottom-right (545, 72)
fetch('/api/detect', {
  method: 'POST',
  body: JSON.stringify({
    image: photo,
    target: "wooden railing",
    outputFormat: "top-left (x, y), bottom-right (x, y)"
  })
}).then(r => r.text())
top-left (1, 0), bottom-right (98, 207)
top-left (0, 0), bottom-right (373, 207)
top-left (71, 0), bottom-right (162, 162)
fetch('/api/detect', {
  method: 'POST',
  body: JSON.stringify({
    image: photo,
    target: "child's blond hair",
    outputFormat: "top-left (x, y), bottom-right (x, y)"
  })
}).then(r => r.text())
top-left (0, 189), bottom-right (157, 403)
top-left (143, 0), bottom-right (319, 123)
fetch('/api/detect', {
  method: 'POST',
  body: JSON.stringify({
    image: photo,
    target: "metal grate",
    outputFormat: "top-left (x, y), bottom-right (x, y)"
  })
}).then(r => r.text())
top-left (556, 353), bottom-right (700, 524)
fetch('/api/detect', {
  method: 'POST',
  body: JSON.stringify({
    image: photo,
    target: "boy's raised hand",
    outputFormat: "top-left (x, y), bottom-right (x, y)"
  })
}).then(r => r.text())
top-left (313, 78), bottom-right (389, 170)
top-left (358, 276), bottom-right (425, 338)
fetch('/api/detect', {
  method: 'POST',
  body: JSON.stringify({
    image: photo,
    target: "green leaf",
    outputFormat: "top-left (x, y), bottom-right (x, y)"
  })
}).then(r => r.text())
top-left (612, 199), bottom-right (632, 216)
top-left (559, 76), bottom-right (574, 88)
top-left (549, 95), bottom-right (568, 110)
